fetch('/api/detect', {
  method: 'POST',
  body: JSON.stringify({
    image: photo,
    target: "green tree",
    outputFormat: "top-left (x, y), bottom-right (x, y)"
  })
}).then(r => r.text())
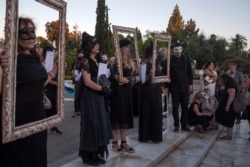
top-left (102, 5), bottom-right (112, 56)
top-left (229, 34), bottom-right (248, 53)
top-left (37, 36), bottom-right (50, 48)
top-left (136, 28), bottom-right (143, 55)
top-left (208, 35), bottom-right (228, 64)
top-left (66, 24), bottom-right (81, 51)
top-left (184, 19), bottom-right (199, 36)
top-left (95, 0), bottom-right (106, 54)
top-left (64, 24), bottom-right (82, 77)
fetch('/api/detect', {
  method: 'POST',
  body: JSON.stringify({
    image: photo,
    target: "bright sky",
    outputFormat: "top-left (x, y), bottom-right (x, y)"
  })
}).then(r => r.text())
top-left (0, 0), bottom-right (250, 50)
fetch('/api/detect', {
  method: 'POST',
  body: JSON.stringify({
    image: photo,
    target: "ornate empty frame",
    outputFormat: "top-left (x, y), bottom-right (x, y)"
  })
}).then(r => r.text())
top-left (1, 0), bottom-right (66, 143)
top-left (112, 25), bottom-right (140, 81)
top-left (151, 34), bottom-right (171, 83)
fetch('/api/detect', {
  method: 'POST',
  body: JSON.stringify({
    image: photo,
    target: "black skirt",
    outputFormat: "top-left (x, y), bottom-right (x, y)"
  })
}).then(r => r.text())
top-left (79, 88), bottom-right (112, 152)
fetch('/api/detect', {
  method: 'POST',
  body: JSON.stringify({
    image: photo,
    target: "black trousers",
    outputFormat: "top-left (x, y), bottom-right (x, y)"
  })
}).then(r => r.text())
top-left (171, 89), bottom-right (189, 128)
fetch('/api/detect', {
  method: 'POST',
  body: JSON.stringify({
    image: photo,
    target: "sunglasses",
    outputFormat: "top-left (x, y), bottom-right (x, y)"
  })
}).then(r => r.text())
top-left (18, 27), bottom-right (36, 40)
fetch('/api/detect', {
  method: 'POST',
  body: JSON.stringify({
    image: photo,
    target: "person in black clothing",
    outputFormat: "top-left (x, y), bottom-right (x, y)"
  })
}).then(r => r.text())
top-left (138, 42), bottom-right (163, 142)
top-left (109, 39), bottom-right (136, 153)
top-left (165, 40), bottom-right (193, 132)
top-left (78, 32), bottom-right (112, 166)
top-left (43, 46), bottom-right (62, 135)
top-left (215, 73), bottom-right (238, 140)
top-left (0, 17), bottom-right (48, 167)
top-left (188, 91), bottom-right (213, 134)
top-left (71, 49), bottom-right (83, 117)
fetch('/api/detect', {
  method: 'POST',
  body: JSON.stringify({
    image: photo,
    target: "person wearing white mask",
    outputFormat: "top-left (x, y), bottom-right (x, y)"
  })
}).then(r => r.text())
top-left (163, 40), bottom-right (193, 132)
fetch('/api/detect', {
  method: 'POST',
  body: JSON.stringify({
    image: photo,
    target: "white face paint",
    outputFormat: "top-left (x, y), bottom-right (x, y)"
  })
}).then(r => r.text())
top-left (78, 53), bottom-right (84, 58)
top-left (101, 54), bottom-right (107, 61)
top-left (173, 46), bottom-right (183, 53)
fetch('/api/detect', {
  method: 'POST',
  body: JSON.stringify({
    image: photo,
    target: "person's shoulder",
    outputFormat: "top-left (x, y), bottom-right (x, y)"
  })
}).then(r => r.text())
top-left (236, 71), bottom-right (243, 75)
top-left (227, 82), bottom-right (237, 88)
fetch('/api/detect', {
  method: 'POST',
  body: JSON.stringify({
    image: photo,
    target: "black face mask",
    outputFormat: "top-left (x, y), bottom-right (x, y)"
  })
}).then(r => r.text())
top-left (18, 27), bottom-right (36, 40)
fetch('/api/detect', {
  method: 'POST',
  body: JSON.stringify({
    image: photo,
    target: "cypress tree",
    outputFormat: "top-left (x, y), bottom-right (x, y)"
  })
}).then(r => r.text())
top-left (95, 0), bottom-right (106, 54)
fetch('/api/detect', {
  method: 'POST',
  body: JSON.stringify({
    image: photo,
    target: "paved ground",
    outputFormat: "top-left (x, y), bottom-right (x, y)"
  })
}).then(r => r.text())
top-left (47, 96), bottom-right (80, 167)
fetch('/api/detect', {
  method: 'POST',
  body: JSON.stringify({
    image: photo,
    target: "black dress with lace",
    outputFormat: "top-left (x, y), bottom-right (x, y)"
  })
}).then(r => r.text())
top-left (79, 58), bottom-right (112, 158)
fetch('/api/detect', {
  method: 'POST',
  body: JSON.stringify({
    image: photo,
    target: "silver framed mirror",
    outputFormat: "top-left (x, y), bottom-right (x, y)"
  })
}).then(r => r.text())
top-left (151, 34), bottom-right (171, 83)
top-left (1, 0), bottom-right (66, 143)
top-left (112, 25), bottom-right (140, 82)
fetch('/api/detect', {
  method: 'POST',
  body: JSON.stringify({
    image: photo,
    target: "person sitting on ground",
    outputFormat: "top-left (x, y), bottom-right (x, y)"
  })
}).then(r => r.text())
top-left (187, 91), bottom-right (213, 134)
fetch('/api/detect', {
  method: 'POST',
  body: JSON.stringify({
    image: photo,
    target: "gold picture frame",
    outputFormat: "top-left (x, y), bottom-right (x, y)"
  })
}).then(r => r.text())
top-left (112, 25), bottom-right (140, 81)
top-left (1, 0), bottom-right (67, 143)
top-left (151, 33), bottom-right (171, 83)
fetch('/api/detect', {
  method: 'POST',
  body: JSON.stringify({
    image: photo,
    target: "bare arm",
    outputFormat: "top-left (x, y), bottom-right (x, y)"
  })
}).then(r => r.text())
top-left (82, 69), bottom-right (102, 91)
top-left (193, 103), bottom-right (211, 116)
top-left (204, 69), bottom-right (215, 77)
top-left (113, 74), bottom-right (129, 84)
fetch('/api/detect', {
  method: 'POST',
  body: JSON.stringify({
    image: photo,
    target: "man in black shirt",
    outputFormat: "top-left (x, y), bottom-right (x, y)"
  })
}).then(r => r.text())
top-left (167, 40), bottom-right (193, 132)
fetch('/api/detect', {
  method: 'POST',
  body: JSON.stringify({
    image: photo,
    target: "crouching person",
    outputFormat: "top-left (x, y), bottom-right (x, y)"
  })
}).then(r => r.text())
top-left (188, 91), bottom-right (213, 134)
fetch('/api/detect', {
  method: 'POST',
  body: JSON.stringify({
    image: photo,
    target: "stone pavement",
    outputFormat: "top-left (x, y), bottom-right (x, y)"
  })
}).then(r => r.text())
top-left (59, 116), bottom-right (250, 167)
top-left (200, 120), bottom-right (250, 167)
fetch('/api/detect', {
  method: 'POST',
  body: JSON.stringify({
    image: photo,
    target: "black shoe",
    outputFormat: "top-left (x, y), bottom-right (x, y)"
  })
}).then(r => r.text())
top-left (173, 126), bottom-right (179, 132)
top-left (82, 153), bottom-right (100, 166)
top-left (50, 127), bottom-right (62, 135)
top-left (95, 156), bottom-right (106, 164)
top-left (83, 159), bottom-right (99, 166)
top-left (182, 126), bottom-right (191, 132)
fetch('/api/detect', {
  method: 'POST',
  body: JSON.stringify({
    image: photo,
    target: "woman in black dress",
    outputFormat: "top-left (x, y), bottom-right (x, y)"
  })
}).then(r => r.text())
top-left (138, 43), bottom-right (163, 142)
top-left (215, 73), bottom-right (238, 140)
top-left (188, 91), bottom-right (213, 134)
top-left (110, 39), bottom-right (136, 153)
top-left (0, 17), bottom-right (48, 167)
top-left (78, 32), bottom-right (112, 166)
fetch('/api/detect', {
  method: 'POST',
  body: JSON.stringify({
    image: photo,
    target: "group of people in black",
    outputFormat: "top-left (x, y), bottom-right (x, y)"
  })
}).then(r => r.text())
top-left (71, 32), bottom-right (197, 166)
top-left (74, 33), bottom-right (250, 165)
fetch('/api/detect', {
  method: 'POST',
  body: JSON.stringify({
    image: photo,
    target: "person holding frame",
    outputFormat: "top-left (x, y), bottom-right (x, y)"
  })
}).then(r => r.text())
top-left (138, 42), bottom-right (163, 143)
top-left (0, 17), bottom-right (48, 167)
top-left (109, 39), bottom-right (136, 153)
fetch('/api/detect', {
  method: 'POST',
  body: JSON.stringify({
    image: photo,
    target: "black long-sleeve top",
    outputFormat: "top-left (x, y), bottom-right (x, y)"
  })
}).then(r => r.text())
top-left (167, 54), bottom-right (193, 90)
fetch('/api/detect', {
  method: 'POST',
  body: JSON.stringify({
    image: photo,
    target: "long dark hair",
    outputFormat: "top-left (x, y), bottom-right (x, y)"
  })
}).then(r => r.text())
top-left (80, 32), bottom-right (101, 63)
top-left (219, 73), bottom-right (238, 88)
top-left (203, 61), bottom-right (214, 70)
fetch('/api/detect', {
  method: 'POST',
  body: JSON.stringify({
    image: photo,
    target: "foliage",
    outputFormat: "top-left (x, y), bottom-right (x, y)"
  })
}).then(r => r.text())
top-left (167, 4), bottom-right (184, 36)
top-left (229, 34), bottom-right (248, 53)
top-left (163, 4), bottom-right (249, 73)
top-left (36, 36), bottom-right (50, 48)
top-left (220, 57), bottom-right (250, 74)
top-left (45, 20), bottom-right (69, 47)
top-left (39, 3), bottom-right (250, 79)
top-left (95, 0), bottom-right (106, 54)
